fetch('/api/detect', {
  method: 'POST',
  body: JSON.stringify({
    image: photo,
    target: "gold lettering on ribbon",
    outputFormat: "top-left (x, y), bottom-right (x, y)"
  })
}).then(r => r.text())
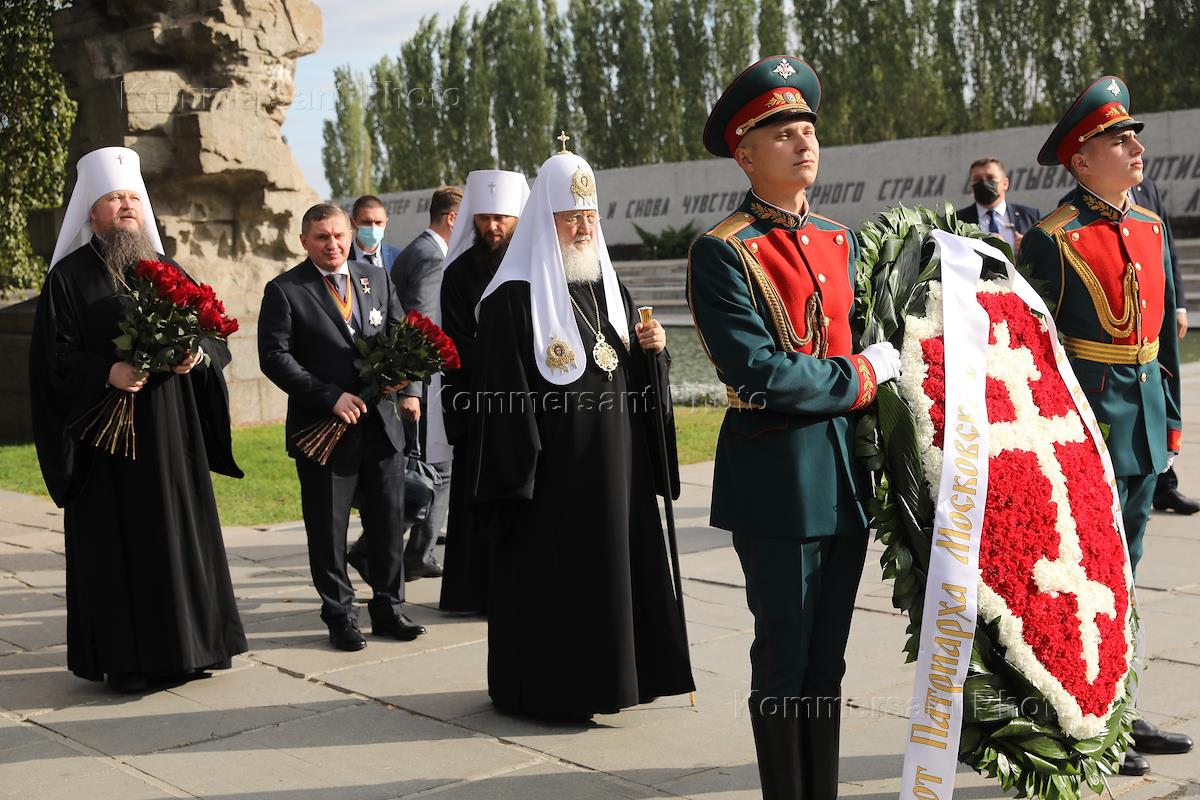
top-left (911, 405), bottom-right (981, 756)
top-left (912, 766), bottom-right (944, 800)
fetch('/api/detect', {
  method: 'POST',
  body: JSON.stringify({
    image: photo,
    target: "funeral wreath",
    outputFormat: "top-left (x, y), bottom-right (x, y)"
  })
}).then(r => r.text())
top-left (853, 205), bottom-right (1135, 800)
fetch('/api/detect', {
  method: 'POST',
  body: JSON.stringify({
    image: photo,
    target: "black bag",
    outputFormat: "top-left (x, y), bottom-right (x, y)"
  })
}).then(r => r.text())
top-left (404, 452), bottom-right (440, 524)
top-left (403, 408), bottom-right (441, 525)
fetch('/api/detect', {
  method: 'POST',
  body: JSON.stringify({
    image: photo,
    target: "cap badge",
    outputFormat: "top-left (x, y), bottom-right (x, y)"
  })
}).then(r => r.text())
top-left (1107, 79), bottom-right (1120, 96)
top-left (772, 59), bottom-right (796, 80)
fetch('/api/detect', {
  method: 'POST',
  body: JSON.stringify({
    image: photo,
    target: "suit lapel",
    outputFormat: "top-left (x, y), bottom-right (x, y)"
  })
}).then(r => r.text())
top-left (301, 260), bottom-right (355, 346)
top-left (349, 261), bottom-right (384, 337)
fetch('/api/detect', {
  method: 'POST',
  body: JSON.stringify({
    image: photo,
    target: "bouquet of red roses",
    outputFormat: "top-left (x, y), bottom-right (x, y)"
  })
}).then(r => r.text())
top-left (78, 259), bottom-right (239, 459)
top-left (295, 310), bottom-right (460, 465)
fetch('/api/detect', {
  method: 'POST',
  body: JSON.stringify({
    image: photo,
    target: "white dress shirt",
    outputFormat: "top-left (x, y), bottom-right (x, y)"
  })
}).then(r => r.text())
top-left (975, 200), bottom-right (1016, 249)
top-left (423, 228), bottom-right (448, 257)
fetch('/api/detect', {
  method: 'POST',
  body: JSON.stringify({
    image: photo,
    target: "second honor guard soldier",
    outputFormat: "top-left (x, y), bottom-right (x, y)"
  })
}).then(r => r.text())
top-left (1021, 75), bottom-right (1191, 776)
top-left (688, 56), bottom-right (900, 800)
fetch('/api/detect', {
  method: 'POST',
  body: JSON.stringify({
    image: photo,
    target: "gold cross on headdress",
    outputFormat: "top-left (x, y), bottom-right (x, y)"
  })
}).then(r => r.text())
top-left (115, 153), bottom-right (125, 164)
top-left (556, 131), bottom-right (571, 153)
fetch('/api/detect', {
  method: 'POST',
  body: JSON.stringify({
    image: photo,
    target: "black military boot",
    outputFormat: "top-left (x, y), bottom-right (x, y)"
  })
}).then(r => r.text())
top-left (801, 691), bottom-right (842, 800)
top-left (748, 698), bottom-right (805, 800)
top-left (1153, 467), bottom-right (1200, 515)
top-left (1132, 717), bottom-right (1194, 755)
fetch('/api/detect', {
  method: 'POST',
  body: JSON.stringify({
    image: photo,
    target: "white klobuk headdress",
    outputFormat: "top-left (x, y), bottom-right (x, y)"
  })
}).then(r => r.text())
top-left (478, 152), bottom-right (628, 386)
top-left (442, 169), bottom-right (530, 268)
top-left (50, 147), bottom-right (164, 269)
top-left (426, 169), bottom-right (528, 465)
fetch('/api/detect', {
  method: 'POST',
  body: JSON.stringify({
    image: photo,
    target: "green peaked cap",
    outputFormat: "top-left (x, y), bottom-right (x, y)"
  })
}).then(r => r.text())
top-left (703, 55), bottom-right (821, 159)
top-left (1037, 75), bottom-right (1143, 166)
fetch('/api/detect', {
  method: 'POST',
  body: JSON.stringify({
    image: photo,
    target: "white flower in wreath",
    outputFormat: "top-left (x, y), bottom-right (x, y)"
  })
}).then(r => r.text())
top-left (368, 307), bottom-right (383, 327)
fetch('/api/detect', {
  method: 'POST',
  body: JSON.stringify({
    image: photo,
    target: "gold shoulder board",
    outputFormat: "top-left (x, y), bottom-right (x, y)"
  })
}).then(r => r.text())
top-left (706, 211), bottom-right (754, 242)
top-left (1036, 204), bottom-right (1080, 235)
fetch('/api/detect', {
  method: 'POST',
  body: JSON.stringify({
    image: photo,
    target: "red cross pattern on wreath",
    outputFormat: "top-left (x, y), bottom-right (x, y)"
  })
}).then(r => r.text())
top-left (910, 284), bottom-right (1132, 739)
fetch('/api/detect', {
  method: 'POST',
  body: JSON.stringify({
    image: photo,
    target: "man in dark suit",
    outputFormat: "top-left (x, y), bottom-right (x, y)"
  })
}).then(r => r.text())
top-left (259, 203), bottom-right (427, 651)
top-left (348, 194), bottom-right (402, 271)
top-left (1130, 178), bottom-right (1198, 515)
top-left (348, 186), bottom-right (463, 585)
top-left (390, 186), bottom-right (460, 318)
top-left (957, 156), bottom-right (1040, 256)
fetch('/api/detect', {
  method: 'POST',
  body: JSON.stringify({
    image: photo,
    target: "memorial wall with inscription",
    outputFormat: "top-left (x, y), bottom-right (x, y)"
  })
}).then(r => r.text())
top-left (364, 108), bottom-right (1200, 249)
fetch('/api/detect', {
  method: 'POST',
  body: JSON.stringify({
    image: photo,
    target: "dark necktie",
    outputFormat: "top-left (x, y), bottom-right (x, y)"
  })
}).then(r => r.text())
top-left (988, 209), bottom-right (1000, 233)
top-left (366, 252), bottom-right (379, 267)
top-left (327, 272), bottom-right (345, 296)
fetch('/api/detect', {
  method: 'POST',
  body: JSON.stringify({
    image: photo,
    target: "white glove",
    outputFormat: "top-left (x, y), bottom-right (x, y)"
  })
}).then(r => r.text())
top-left (861, 342), bottom-right (902, 385)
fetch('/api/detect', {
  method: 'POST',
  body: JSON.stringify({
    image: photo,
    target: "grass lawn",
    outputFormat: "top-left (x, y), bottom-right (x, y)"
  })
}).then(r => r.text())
top-left (1182, 332), bottom-right (1200, 365)
top-left (675, 405), bottom-right (723, 464)
top-left (0, 409), bottom-right (726, 528)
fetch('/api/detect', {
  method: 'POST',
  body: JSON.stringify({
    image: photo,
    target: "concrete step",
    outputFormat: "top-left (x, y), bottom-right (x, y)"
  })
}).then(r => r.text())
top-left (627, 286), bottom-right (687, 302)
top-left (1175, 238), bottom-right (1200, 261)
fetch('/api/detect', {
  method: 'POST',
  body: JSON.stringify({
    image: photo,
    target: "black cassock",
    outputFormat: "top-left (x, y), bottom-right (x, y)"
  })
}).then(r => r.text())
top-left (29, 242), bottom-right (247, 681)
top-left (472, 277), bottom-right (694, 717)
top-left (438, 242), bottom-right (498, 613)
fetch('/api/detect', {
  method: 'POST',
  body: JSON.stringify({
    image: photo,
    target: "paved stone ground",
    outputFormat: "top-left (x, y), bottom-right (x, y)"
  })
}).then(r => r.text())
top-left (2, 366), bottom-right (1199, 799)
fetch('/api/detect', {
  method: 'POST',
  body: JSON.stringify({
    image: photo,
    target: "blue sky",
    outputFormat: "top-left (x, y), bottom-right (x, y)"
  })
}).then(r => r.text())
top-left (282, 1), bottom-right (563, 199)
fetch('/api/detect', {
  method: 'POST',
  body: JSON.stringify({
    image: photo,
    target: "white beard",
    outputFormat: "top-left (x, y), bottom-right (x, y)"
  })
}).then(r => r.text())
top-left (561, 239), bottom-right (602, 284)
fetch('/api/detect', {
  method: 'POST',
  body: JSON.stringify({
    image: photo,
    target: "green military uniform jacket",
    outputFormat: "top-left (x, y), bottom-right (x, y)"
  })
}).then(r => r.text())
top-left (1021, 184), bottom-right (1182, 477)
top-left (687, 191), bottom-right (879, 538)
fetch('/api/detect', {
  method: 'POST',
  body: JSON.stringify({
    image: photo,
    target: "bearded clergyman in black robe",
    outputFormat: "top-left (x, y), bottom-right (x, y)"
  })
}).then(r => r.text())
top-left (436, 169), bottom-right (529, 614)
top-left (470, 150), bottom-right (694, 719)
top-left (29, 147), bottom-right (246, 693)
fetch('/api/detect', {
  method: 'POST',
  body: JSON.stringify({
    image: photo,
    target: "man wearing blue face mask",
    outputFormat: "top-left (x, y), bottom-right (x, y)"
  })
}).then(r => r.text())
top-left (349, 195), bottom-right (401, 272)
top-left (956, 156), bottom-right (1040, 257)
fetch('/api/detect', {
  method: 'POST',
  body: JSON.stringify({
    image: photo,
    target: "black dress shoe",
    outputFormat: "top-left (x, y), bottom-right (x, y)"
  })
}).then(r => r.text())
top-left (1119, 748), bottom-right (1150, 776)
top-left (106, 673), bottom-right (150, 693)
top-left (327, 616), bottom-right (367, 651)
top-left (347, 539), bottom-right (372, 585)
top-left (1132, 718), bottom-right (1194, 754)
top-left (404, 560), bottom-right (444, 581)
top-left (372, 613), bottom-right (426, 641)
top-left (1153, 487), bottom-right (1200, 515)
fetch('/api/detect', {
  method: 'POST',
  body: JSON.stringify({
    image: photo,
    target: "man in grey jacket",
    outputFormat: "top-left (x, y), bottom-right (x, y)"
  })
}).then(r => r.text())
top-left (349, 186), bottom-right (463, 584)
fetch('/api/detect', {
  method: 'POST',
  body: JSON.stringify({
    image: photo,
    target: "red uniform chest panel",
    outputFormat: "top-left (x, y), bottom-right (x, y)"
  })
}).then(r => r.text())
top-left (746, 224), bottom-right (854, 357)
top-left (1070, 218), bottom-right (1165, 344)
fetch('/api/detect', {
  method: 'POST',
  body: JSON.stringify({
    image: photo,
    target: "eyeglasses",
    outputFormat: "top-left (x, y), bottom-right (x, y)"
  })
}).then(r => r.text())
top-left (556, 212), bottom-right (599, 227)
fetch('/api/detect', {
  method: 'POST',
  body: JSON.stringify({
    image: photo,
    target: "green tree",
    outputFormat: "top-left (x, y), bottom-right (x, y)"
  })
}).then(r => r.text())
top-left (569, 0), bottom-right (615, 165)
top-left (612, 0), bottom-right (653, 166)
top-left (757, 0), bottom-right (787, 58)
top-left (488, 0), bottom-right (553, 172)
top-left (440, 6), bottom-right (471, 183)
top-left (366, 56), bottom-right (413, 192)
top-left (0, 0), bottom-right (75, 291)
top-left (321, 65), bottom-right (372, 199)
top-left (713, 0), bottom-right (757, 89)
top-left (460, 12), bottom-right (496, 174)
top-left (543, 0), bottom-right (575, 141)
top-left (648, 0), bottom-right (685, 161)
top-left (1129, 0), bottom-right (1200, 111)
top-left (402, 16), bottom-right (445, 187)
top-left (674, 0), bottom-right (713, 159)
